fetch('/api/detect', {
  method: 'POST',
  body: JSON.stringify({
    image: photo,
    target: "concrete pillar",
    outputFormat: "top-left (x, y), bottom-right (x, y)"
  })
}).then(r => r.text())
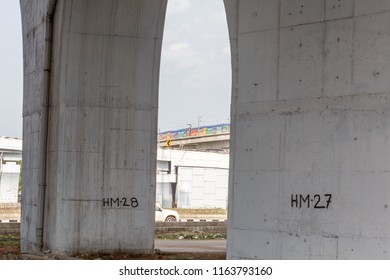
top-left (225, 0), bottom-right (390, 259)
top-left (20, 0), bottom-right (167, 255)
top-left (20, 0), bottom-right (55, 254)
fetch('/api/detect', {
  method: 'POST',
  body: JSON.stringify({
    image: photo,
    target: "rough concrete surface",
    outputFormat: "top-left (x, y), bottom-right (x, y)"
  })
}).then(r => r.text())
top-left (226, 0), bottom-right (390, 259)
top-left (20, 0), bottom-right (390, 259)
top-left (20, 0), bottom-right (167, 255)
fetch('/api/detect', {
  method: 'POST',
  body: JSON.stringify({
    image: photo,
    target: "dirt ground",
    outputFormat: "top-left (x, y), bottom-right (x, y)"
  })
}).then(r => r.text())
top-left (0, 207), bottom-right (227, 260)
top-left (0, 233), bottom-right (226, 260)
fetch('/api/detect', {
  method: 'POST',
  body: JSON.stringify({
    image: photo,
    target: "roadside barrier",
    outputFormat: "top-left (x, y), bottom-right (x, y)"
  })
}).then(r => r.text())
top-left (0, 221), bottom-right (227, 235)
top-left (0, 221), bottom-right (20, 234)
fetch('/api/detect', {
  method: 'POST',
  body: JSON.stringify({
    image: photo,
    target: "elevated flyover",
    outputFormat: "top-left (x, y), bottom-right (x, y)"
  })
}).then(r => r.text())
top-left (158, 124), bottom-right (230, 151)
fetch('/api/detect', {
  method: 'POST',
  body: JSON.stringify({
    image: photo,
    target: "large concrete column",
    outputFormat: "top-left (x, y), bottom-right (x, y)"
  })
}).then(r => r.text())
top-left (225, 0), bottom-right (390, 259)
top-left (21, 0), bottom-right (167, 255)
top-left (20, 0), bottom-right (56, 254)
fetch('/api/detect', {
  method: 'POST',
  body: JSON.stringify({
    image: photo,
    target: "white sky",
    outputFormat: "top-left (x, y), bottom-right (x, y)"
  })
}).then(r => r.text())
top-left (0, 0), bottom-right (23, 138)
top-left (159, 0), bottom-right (231, 132)
top-left (0, 0), bottom-right (231, 138)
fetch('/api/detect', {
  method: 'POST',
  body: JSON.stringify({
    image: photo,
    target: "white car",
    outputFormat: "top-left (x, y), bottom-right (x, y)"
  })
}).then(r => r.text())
top-left (155, 205), bottom-right (179, 222)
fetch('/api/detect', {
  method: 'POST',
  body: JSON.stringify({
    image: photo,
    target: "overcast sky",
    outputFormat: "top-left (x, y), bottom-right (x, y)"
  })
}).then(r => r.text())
top-left (0, 0), bottom-right (23, 138)
top-left (0, 0), bottom-right (231, 138)
top-left (159, 0), bottom-right (231, 132)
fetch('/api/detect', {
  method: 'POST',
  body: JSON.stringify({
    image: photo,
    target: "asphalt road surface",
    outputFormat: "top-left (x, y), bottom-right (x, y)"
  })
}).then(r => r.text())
top-left (155, 239), bottom-right (226, 253)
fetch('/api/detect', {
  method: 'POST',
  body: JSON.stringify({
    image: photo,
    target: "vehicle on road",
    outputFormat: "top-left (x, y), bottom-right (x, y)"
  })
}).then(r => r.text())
top-left (155, 205), bottom-right (179, 222)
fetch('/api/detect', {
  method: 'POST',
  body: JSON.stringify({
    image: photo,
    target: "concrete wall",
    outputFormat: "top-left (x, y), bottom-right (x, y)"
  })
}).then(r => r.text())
top-left (177, 166), bottom-right (228, 209)
top-left (20, 0), bottom-right (58, 254)
top-left (20, 0), bottom-right (167, 255)
top-left (0, 137), bottom-right (22, 204)
top-left (225, 0), bottom-right (390, 259)
top-left (156, 149), bottom-right (229, 209)
top-left (0, 163), bottom-right (20, 203)
top-left (0, 222), bottom-right (20, 235)
top-left (155, 221), bottom-right (227, 235)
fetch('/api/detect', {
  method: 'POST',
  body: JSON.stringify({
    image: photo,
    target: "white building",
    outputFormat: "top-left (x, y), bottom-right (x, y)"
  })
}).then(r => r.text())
top-left (156, 148), bottom-right (229, 209)
top-left (0, 137), bottom-right (22, 203)
top-left (0, 136), bottom-right (230, 208)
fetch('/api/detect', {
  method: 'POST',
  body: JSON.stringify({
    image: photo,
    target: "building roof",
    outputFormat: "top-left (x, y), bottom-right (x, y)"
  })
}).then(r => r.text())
top-left (0, 137), bottom-right (22, 152)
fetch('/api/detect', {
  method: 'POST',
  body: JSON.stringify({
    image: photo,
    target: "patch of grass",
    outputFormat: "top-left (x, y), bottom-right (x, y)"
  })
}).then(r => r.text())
top-left (0, 234), bottom-right (20, 247)
top-left (0, 234), bottom-right (20, 257)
